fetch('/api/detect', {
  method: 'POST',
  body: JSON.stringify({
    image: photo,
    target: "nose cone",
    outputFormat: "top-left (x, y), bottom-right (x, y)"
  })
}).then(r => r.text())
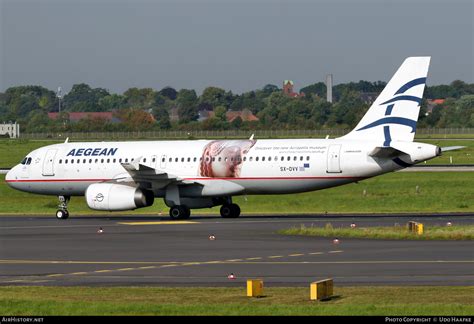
top-left (5, 167), bottom-right (17, 188)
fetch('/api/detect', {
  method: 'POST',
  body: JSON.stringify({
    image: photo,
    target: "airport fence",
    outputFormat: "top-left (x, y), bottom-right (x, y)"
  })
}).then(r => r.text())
top-left (18, 128), bottom-right (474, 141)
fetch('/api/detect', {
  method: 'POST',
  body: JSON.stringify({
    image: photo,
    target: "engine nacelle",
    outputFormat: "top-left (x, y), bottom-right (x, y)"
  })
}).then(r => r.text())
top-left (85, 183), bottom-right (154, 211)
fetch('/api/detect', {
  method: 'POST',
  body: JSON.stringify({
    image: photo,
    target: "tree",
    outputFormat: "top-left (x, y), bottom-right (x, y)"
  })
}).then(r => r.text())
top-left (177, 89), bottom-right (198, 123)
top-left (152, 106), bottom-right (171, 129)
top-left (116, 108), bottom-right (155, 131)
top-left (262, 84), bottom-right (279, 94)
top-left (63, 83), bottom-right (110, 112)
top-left (123, 88), bottom-right (156, 109)
top-left (159, 87), bottom-right (178, 100)
top-left (214, 105), bottom-right (227, 122)
top-left (200, 86), bottom-right (226, 108)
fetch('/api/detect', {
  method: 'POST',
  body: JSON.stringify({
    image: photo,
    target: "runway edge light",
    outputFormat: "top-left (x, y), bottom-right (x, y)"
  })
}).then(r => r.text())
top-left (247, 279), bottom-right (264, 298)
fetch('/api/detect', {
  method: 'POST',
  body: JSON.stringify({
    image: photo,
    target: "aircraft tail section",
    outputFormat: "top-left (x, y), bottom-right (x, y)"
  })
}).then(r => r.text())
top-left (341, 57), bottom-right (430, 145)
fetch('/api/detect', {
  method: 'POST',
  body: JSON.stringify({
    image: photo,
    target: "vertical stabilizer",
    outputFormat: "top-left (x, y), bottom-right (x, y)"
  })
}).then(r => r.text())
top-left (341, 57), bottom-right (430, 145)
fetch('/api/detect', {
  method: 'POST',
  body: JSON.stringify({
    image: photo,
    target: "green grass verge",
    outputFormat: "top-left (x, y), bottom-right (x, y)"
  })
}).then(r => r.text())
top-left (0, 286), bottom-right (472, 316)
top-left (279, 224), bottom-right (474, 240)
top-left (1, 171), bottom-right (473, 215)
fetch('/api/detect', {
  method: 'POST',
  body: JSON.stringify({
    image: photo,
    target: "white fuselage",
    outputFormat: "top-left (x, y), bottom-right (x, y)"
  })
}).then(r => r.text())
top-left (5, 138), bottom-right (439, 198)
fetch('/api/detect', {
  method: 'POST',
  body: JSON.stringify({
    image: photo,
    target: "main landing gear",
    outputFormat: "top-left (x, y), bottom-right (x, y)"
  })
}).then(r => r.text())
top-left (169, 205), bottom-right (191, 220)
top-left (167, 203), bottom-right (241, 220)
top-left (56, 195), bottom-right (70, 220)
top-left (220, 203), bottom-right (241, 218)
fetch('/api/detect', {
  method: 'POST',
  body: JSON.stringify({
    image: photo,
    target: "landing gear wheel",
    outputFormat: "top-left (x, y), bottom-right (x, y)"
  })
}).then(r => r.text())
top-left (220, 204), bottom-right (241, 218)
top-left (56, 195), bottom-right (70, 220)
top-left (169, 205), bottom-right (191, 220)
top-left (56, 209), bottom-right (69, 220)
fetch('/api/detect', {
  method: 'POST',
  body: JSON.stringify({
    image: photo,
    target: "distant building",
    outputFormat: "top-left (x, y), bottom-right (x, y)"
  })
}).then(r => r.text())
top-left (0, 122), bottom-right (20, 138)
top-left (426, 99), bottom-right (446, 113)
top-left (48, 112), bottom-right (121, 123)
top-left (226, 109), bottom-right (259, 122)
top-left (198, 108), bottom-right (259, 123)
top-left (282, 80), bottom-right (305, 98)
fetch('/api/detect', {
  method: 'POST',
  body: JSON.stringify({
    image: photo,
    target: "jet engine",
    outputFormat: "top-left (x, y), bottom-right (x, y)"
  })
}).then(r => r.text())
top-left (85, 183), bottom-right (154, 211)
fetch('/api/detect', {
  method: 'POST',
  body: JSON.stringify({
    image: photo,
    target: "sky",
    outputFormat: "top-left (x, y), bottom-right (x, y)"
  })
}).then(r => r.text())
top-left (1, 0), bottom-right (473, 95)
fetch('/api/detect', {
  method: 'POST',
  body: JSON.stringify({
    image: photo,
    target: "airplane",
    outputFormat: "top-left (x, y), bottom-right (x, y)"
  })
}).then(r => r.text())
top-left (5, 57), bottom-right (462, 220)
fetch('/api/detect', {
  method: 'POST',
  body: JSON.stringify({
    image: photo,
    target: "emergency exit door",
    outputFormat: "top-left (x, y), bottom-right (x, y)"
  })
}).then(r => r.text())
top-left (42, 149), bottom-right (57, 176)
top-left (326, 145), bottom-right (342, 173)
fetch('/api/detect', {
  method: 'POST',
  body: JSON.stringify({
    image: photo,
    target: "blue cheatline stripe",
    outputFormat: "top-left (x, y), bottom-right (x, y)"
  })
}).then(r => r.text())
top-left (380, 95), bottom-right (422, 106)
top-left (356, 117), bottom-right (417, 133)
top-left (395, 77), bottom-right (426, 95)
top-left (385, 104), bottom-right (394, 116)
top-left (392, 157), bottom-right (412, 168)
top-left (383, 126), bottom-right (391, 147)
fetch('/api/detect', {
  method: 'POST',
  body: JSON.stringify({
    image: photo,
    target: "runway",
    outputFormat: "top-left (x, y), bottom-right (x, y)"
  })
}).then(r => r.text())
top-left (0, 214), bottom-right (473, 287)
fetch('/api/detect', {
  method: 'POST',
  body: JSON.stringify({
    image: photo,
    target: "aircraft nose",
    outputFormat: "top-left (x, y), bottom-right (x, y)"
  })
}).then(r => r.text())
top-left (5, 167), bottom-right (16, 185)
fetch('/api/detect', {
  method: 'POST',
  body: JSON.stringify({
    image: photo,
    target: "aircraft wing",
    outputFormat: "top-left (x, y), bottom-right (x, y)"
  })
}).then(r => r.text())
top-left (116, 161), bottom-right (196, 188)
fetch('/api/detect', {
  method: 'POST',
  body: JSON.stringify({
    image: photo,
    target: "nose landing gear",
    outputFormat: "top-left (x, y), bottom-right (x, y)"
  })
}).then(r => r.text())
top-left (56, 195), bottom-right (70, 219)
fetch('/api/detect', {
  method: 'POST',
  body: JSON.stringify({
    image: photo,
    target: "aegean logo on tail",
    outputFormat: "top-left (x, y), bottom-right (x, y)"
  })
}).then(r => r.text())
top-left (66, 148), bottom-right (118, 157)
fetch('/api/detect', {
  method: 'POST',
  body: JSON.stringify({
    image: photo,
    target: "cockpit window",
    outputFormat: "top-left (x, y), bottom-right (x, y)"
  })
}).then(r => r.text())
top-left (20, 157), bottom-right (28, 165)
top-left (26, 157), bottom-right (32, 165)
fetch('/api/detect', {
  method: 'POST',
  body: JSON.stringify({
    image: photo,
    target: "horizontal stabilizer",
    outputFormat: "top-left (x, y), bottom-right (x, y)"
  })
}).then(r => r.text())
top-left (441, 146), bottom-right (465, 152)
top-left (369, 146), bottom-right (406, 158)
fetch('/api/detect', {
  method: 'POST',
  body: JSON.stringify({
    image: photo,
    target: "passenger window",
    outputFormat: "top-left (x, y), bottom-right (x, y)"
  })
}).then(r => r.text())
top-left (212, 157), bottom-right (215, 162)
top-left (181, 157), bottom-right (184, 162)
top-left (124, 158), bottom-right (128, 163)
top-left (281, 156), bottom-right (284, 161)
top-left (65, 159), bottom-right (68, 164)
top-left (83, 159), bottom-right (86, 163)
top-left (300, 156), bottom-right (303, 161)
top-left (175, 158), bottom-right (179, 162)
top-left (287, 156), bottom-right (291, 161)
top-left (306, 156), bottom-right (310, 161)
top-left (77, 159), bottom-right (80, 164)
top-left (268, 157), bottom-right (271, 161)
top-left (152, 158), bottom-right (156, 163)
top-left (107, 159), bottom-right (110, 163)
top-left (169, 158), bottom-right (172, 162)
top-left (249, 156), bottom-right (253, 162)
top-left (113, 159), bottom-right (116, 163)
top-left (96, 159), bottom-right (99, 163)
top-left (90, 159), bottom-right (93, 163)
top-left (59, 159), bottom-right (62, 164)
top-left (187, 157), bottom-right (190, 162)
top-left (243, 157), bottom-right (247, 161)
top-left (162, 158), bottom-right (165, 162)
top-left (262, 157), bottom-right (265, 161)
top-left (218, 157), bottom-right (222, 162)
top-left (193, 157), bottom-right (197, 162)
top-left (101, 159), bottom-right (104, 163)
top-left (293, 156), bottom-right (297, 161)
top-left (71, 159), bottom-right (74, 164)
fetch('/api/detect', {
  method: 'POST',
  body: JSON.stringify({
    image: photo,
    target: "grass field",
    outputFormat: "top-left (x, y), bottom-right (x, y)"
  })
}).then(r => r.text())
top-left (1, 171), bottom-right (473, 215)
top-left (279, 224), bottom-right (474, 240)
top-left (1, 138), bottom-right (473, 167)
top-left (0, 286), bottom-right (472, 316)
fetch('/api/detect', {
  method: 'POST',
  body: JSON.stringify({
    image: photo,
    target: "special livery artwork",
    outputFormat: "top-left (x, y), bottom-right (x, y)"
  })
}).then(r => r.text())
top-left (199, 140), bottom-right (256, 178)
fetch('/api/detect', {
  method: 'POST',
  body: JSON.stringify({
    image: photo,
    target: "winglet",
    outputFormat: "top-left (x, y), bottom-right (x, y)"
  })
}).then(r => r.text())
top-left (249, 134), bottom-right (254, 140)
